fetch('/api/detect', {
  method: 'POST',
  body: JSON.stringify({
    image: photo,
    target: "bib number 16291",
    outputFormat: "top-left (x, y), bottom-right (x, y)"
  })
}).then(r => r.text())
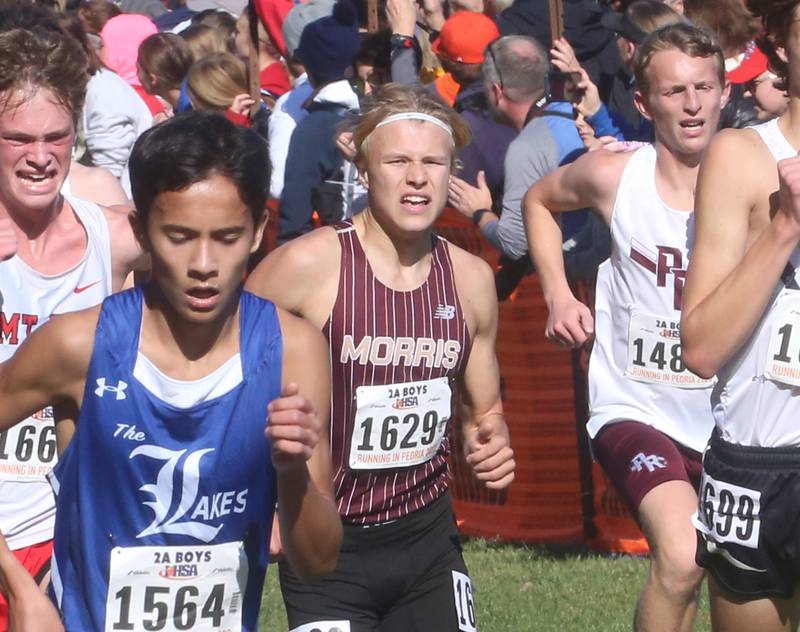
top-left (350, 377), bottom-right (451, 470)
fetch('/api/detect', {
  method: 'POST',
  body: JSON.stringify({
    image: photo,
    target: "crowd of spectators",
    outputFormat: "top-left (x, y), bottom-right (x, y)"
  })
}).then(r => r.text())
top-left (2, 0), bottom-right (788, 293)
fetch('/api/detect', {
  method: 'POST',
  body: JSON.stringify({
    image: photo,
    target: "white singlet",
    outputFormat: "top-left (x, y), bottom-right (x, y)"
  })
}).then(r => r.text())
top-left (712, 118), bottom-right (800, 447)
top-left (0, 195), bottom-right (112, 549)
top-left (133, 352), bottom-right (243, 409)
top-left (587, 144), bottom-right (715, 452)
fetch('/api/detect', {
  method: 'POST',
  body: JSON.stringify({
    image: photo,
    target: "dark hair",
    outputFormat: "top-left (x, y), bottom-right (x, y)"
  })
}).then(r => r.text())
top-left (129, 112), bottom-right (269, 224)
top-left (58, 13), bottom-right (104, 75)
top-left (353, 30), bottom-right (391, 88)
top-left (138, 33), bottom-right (193, 94)
top-left (747, 0), bottom-right (800, 81)
top-left (685, 0), bottom-right (759, 58)
top-left (78, 0), bottom-right (121, 34)
top-left (191, 9), bottom-right (237, 53)
top-left (0, 1), bottom-right (59, 31)
top-left (626, 0), bottom-right (681, 39)
top-left (0, 28), bottom-right (88, 125)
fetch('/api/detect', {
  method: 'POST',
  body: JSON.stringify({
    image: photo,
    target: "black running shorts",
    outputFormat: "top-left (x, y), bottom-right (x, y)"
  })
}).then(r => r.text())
top-left (279, 492), bottom-right (477, 632)
top-left (695, 429), bottom-right (800, 599)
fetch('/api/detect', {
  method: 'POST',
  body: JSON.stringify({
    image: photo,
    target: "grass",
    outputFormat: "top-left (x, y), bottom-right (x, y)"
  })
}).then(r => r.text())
top-left (258, 539), bottom-right (713, 631)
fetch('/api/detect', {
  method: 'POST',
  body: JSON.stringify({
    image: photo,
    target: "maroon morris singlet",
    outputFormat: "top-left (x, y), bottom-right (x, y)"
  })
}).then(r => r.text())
top-left (324, 222), bottom-right (471, 525)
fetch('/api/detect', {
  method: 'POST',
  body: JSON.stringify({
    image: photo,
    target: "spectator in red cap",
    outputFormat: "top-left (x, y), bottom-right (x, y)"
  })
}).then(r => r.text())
top-left (727, 43), bottom-right (788, 122)
top-left (234, 1), bottom-right (291, 102)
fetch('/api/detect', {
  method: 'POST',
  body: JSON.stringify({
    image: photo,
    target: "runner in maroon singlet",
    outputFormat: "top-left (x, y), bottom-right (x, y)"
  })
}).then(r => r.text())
top-left (247, 83), bottom-right (515, 632)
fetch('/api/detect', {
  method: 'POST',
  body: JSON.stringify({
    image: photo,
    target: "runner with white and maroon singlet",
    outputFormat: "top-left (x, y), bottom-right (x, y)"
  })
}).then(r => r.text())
top-left (0, 26), bottom-right (143, 631)
top-left (682, 2), bottom-right (800, 630)
top-left (524, 24), bottom-right (729, 632)
top-left (247, 83), bottom-right (515, 632)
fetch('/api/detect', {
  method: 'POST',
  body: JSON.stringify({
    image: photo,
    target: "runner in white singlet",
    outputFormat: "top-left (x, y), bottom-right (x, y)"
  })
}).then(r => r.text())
top-left (525, 23), bottom-right (728, 632)
top-left (682, 2), bottom-right (800, 629)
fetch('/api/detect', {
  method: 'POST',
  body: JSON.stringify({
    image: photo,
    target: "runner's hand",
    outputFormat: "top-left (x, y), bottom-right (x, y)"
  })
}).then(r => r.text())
top-left (449, 172), bottom-right (492, 218)
top-left (266, 383), bottom-right (322, 471)
top-left (546, 294), bottom-right (594, 348)
top-left (465, 418), bottom-right (515, 489)
top-left (0, 534), bottom-right (64, 632)
top-left (0, 218), bottom-right (17, 261)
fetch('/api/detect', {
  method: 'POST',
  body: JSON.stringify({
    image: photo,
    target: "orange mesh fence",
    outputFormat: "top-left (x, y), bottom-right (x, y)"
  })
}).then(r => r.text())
top-left (437, 209), bottom-right (584, 543)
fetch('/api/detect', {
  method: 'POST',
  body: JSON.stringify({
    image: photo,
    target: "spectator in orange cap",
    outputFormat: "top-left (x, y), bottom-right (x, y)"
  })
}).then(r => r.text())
top-left (431, 10), bottom-right (498, 104)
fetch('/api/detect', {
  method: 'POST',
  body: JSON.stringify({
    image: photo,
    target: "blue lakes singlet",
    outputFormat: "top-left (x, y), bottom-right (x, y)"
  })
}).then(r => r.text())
top-left (50, 288), bottom-right (281, 632)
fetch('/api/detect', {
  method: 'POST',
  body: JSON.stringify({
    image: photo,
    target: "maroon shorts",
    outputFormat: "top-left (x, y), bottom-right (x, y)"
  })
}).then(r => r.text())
top-left (592, 421), bottom-right (703, 516)
top-left (0, 539), bottom-right (53, 632)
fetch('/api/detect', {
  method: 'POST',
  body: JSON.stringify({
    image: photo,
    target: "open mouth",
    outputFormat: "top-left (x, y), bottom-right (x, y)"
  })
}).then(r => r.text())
top-left (186, 287), bottom-right (220, 310)
top-left (16, 171), bottom-right (57, 187)
top-left (401, 194), bottom-right (431, 212)
top-left (680, 119), bottom-right (704, 130)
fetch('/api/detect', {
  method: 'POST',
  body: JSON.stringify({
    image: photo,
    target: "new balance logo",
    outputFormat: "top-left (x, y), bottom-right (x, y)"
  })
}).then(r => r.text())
top-left (630, 452), bottom-right (667, 473)
top-left (95, 378), bottom-right (128, 400)
top-left (434, 304), bottom-right (455, 320)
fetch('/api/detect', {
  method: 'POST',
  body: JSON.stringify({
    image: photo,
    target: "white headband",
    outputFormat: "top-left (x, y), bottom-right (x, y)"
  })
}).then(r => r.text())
top-left (373, 112), bottom-right (454, 137)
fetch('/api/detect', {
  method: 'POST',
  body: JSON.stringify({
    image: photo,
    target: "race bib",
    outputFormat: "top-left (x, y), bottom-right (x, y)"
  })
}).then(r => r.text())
top-left (452, 571), bottom-right (477, 632)
top-left (694, 472), bottom-right (761, 549)
top-left (349, 377), bottom-right (451, 470)
top-left (0, 409), bottom-right (57, 481)
top-left (764, 293), bottom-right (800, 387)
top-left (105, 541), bottom-right (248, 632)
top-left (625, 310), bottom-right (714, 389)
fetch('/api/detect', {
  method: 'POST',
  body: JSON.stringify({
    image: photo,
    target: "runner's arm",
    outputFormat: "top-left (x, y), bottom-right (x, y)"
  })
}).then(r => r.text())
top-left (0, 533), bottom-right (64, 632)
top-left (458, 257), bottom-right (515, 490)
top-left (0, 310), bottom-right (95, 434)
top-left (681, 130), bottom-right (800, 377)
top-left (523, 150), bottom-right (624, 347)
top-left (272, 309), bottom-right (341, 581)
top-left (105, 205), bottom-right (149, 290)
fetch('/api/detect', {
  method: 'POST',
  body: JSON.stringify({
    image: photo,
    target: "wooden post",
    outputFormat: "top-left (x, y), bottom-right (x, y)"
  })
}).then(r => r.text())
top-left (367, 0), bottom-right (379, 34)
top-left (549, 0), bottom-right (564, 43)
top-left (247, 1), bottom-right (262, 117)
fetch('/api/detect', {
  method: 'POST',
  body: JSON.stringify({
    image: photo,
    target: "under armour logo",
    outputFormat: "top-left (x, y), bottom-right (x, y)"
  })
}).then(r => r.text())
top-left (434, 304), bottom-right (455, 320)
top-left (95, 377), bottom-right (128, 400)
top-left (630, 452), bottom-right (667, 473)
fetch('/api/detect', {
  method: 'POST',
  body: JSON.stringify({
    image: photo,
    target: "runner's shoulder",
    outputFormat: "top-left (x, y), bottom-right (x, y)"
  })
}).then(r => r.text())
top-left (705, 127), bottom-right (774, 175)
top-left (252, 226), bottom-right (340, 288)
top-left (35, 306), bottom-right (100, 378)
top-left (441, 239), bottom-right (497, 321)
top-left (274, 306), bottom-right (328, 367)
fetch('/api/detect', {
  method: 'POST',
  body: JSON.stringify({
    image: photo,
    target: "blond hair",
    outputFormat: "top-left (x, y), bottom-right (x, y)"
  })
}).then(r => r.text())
top-left (634, 22), bottom-right (725, 96)
top-left (182, 24), bottom-right (230, 62)
top-left (186, 52), bottom-right (248, 112)
top-left (352, 83), bottom-right (471, 171)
